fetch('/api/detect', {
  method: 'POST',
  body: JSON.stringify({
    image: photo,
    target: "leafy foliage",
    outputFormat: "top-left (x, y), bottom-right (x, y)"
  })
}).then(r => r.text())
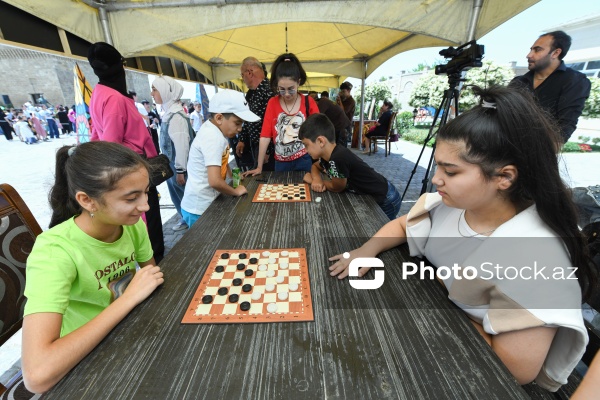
top-left (411, 60), bottom-right (444, 72)
top-left (397, 111), bottom-right (414, 135)
top-left (355, 82), bottom-right (392, 118)
top-left (400, 127), bottom-right (435, 147)
top-left (408, 73), bottom-right (447, 109)
top-left (582, 77), bottom-right (600, 119)
top-left (561, 142), bottom-right (584, 152)
top-left (408, 60), bottom-right (515, 110)
top-left (459, 61), bottom-right (516, 109)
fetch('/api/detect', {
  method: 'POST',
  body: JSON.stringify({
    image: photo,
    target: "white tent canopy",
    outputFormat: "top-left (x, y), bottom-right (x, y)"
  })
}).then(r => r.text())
top-left (6, 0), bottom-right (538, 86)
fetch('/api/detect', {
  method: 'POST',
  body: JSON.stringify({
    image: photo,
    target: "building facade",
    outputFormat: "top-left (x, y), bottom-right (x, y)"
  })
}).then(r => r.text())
top-left (0, 43), bottom-right (153, 109)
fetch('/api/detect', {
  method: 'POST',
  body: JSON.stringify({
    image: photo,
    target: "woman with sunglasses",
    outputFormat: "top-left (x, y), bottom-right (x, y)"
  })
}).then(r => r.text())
top-left (244, 53), bottom-right (319, 176)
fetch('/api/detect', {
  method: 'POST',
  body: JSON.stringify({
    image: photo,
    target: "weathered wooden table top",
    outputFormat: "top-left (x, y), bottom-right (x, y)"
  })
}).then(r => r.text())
top-left (45, 172), bottom-right (530, 399)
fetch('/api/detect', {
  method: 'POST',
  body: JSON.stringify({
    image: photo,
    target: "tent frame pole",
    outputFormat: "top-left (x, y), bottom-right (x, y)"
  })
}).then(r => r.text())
top-left (211, 66), bottom-right (219, 92)
top-left (358, 59), bottom-right (367, 150)
top-left (98, 6), bottom-right (114, 45)
top-left (466, 0), bottom-right (483, 42)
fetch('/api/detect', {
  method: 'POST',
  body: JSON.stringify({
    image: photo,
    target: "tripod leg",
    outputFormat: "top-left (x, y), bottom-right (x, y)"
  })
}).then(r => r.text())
top-left (400, 76), bottom-right (461, 204)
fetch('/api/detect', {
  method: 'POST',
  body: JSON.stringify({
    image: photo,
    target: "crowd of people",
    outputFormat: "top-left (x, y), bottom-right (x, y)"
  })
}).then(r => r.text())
top-left (13, 29), bottom-right (600, 397)
top-left (0, 103), bottom-right (76, 144)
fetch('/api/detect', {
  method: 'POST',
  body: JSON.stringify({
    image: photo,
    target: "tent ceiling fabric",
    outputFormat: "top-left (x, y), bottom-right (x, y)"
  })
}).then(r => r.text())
top-left (5, 0), bottom-right (538, 85)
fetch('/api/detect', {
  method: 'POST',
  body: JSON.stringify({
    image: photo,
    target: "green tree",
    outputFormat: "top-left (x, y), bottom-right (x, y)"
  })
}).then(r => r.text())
top-left (460, 60), bottom-right (515, 109)
top-left (411, 60), bottom-right (444, 72)
top-left (408, 60), bottom-right (515, 110)
top-left (408, 73), bottom-right (447, 108)
top-left (355, 82), bottom-right (392, 117)
top-left (582, 77), bottom-right (600, 118)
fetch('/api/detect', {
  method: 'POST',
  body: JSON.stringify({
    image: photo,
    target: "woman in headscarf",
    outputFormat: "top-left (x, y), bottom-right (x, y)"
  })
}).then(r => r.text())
top-left (87, 41), bottom-right (165, 262)
top-left (151, 76), bottom-right (195, 232)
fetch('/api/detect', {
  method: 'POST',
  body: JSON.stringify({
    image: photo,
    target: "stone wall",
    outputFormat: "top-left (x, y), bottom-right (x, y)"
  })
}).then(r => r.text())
top-left (0, 44), bottom-right (151, 108)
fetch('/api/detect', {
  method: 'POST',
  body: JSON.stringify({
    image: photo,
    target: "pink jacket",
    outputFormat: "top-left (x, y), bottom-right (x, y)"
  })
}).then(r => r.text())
top-left (90, 84), bottom-right (157, 157)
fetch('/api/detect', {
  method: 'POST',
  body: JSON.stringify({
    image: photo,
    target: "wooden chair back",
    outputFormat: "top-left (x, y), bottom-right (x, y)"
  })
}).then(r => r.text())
top-left (385, 112), bottom-right (398, 138)
top-left (0, 183), bottom-right (42, 346)
top-left (369, 112), bottom-right (397, 157)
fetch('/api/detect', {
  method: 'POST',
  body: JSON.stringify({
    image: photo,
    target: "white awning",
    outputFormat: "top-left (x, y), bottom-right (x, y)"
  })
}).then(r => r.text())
top-left (5, 0), bottom-right (539, 86)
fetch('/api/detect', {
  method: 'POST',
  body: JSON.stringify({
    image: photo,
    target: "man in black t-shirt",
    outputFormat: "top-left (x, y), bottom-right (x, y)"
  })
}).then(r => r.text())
top-left (299, 114), bottom-right (401, 220)
top-left (317, 97), bottom-right (351, 147)
top-left (509, 31), bottom-right (590, 144)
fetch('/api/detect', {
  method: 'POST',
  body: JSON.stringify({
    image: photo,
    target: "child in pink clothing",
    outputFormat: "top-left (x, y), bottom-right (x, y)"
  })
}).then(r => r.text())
top-left (30, 113), bottom-right (49, 141)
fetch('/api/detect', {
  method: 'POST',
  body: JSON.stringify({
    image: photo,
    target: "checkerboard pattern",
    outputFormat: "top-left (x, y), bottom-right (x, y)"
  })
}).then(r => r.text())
top-left (182, 249), bottom-right (313, 324)
top-left (252, 183), bottom-right (311, 203)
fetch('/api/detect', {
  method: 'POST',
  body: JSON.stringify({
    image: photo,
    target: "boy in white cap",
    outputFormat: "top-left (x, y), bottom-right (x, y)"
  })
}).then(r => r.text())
top-left (180, 89), bottom-right (260, 227)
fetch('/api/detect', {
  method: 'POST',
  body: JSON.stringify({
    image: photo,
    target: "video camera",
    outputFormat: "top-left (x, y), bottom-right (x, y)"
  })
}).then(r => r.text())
top-left (435, 40), bottom-right (484, 76)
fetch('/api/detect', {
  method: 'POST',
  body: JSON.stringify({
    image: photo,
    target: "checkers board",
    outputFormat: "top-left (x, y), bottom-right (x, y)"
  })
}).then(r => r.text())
top-left (252, 183), bottom-right (311, 203)
top-left (182, 248), bottom-right (314, 324)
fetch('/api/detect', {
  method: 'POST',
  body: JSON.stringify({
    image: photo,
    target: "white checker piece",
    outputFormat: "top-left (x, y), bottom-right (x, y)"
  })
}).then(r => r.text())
top-left (251, 291), bottom-right (262, 301)
top-left (197, 250), bottom-right (305, 316)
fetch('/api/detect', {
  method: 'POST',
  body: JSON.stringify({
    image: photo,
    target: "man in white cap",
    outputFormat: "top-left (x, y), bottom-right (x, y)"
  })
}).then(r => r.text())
top-left (180, 89), bottom-right (260, 227)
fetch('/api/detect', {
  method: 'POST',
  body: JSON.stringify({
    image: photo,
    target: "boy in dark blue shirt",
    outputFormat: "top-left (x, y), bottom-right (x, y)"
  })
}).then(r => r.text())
top-left (299, 113), bottom-right (401, 220)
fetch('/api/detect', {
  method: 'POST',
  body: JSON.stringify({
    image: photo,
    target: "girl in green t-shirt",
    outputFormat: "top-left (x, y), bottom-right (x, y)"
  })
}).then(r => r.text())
top-left (21, 141), bottom-right (164, 394)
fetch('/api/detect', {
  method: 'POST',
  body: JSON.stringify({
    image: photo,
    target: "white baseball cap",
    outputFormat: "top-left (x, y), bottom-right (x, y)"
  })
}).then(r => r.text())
top-left (208, 89), bottom-right (260, 122)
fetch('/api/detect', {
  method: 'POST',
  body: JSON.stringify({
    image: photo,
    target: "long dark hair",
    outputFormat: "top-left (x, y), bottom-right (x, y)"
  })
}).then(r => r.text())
top-left (48, 141), bottom-right (149, 228)
top-left (269, 53), bottom-right (307, 93)
top-left (437, 85), bottom-right (596, 300)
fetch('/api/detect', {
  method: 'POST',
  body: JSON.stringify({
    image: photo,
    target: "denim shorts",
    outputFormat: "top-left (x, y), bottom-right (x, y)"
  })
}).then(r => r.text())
top-left (378, 181), bottom-right (401, 220)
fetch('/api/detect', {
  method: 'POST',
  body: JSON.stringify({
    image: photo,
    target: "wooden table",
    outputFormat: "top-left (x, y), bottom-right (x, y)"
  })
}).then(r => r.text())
top-left (45, 172), bottom-right (531, 399)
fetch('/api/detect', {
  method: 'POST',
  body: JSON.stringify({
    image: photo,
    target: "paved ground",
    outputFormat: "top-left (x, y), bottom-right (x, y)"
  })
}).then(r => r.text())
top-left (1, 135), bottom-right (599, 377)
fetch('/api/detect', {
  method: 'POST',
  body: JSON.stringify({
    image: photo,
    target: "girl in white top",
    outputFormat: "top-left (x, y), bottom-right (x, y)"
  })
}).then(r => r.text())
top-left (329, 86), bottom-right (596, 391)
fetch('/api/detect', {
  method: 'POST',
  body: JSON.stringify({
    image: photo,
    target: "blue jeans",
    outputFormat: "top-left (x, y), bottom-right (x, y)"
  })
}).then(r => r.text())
top-left (275, 153), bottom-right (313, 172)
top-left (181, 208), bottom-right (201, 227)
top-left (46, 119), bottom-right (59, 138)
top-left (379, 181), bottom-right (401, 220)
top-left (166, 161), bottom-right (186, 223)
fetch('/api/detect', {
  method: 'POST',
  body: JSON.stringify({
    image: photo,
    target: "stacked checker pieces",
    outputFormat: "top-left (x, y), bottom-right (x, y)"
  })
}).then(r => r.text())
top-left (252, 183), bottom-right (311, 203)
top-left (182, 248), bottom-right (314, 324)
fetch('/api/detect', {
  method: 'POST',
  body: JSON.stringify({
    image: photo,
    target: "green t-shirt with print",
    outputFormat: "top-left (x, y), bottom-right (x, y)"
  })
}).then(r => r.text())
top-left (24, 217), bottom-right (153, 337)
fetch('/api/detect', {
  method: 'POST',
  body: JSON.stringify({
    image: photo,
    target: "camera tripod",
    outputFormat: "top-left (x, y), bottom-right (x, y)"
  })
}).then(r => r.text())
top-left (400, 72), bottom-right (464, 203)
